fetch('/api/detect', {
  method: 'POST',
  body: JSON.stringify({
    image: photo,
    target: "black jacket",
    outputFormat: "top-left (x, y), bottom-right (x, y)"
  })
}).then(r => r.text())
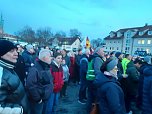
top-left (26, 60), bottom-right (53, 102)
top-left (0, 58), bottom-right (29, 114)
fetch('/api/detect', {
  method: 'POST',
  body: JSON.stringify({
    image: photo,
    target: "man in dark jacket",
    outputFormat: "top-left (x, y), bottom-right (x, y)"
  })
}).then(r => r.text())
top-left (61, 49), bottom-right (71, 68)
top-left (78, 48), bottom-right (90, 104)
top-left (125, 60), bottom-right (140, 114)
top-left (22, 44), bottom-right (35, 74)
top-left (142, 65), bottom-right (152, 114)
top-left (26, 49), bottom-right (53, 114)
top-left (14, 44), bottom-right (26, 86)
top-left (0, 40), bottom-right (29, 114)
top-left (87, 46), bottom-right (105, 113)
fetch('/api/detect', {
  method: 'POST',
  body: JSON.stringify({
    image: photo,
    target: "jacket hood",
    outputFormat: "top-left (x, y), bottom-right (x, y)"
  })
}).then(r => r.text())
top-left (143, 66), bottom-right (152, 76)
top-left (93, 71), bottom-right (117, 88)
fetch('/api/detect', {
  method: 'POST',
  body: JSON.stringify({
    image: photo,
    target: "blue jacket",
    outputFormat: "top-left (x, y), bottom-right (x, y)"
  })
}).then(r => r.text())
top-left (95, 72), bottom-right (126, 114)
top-left (142, 65), bottom-right (152, 114)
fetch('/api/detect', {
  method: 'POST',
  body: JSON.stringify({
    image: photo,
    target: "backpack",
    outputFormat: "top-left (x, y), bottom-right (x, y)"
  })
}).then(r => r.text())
top-left (86, 59), bottom-right (95, 81)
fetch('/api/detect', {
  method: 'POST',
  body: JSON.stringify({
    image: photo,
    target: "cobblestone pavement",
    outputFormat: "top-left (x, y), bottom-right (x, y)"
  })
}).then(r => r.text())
top-left (56, 84), bottom-right (87, 114)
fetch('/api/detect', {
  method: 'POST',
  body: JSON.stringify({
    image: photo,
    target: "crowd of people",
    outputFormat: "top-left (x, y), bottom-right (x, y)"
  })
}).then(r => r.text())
top-left (0, 39), bottom-right (152, 114)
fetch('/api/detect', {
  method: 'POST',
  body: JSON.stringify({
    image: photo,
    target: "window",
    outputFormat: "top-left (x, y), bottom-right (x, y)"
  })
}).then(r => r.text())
top-left (117, 47), bottom-right (119, 50)
top-left (141, 40), bottom-right (145, 44)
top-left (148, 31), bottom-right (152, 35)
top-left (147, 40), bottom-right (151, 44)
top-left (112, 47), bottom-right (114, 50)
top-left (118, 41), bottom-right (119, 43)
top-left (110, 47), bottom-right (111, 50)
top-left (139, 32), bottom-right (144, 36)
top-left (114, 41), bottom-right (115, 43)
top-left (106, 47), bottom-right (107, 49)
top-left (138, 40), bottom-right (141, 44)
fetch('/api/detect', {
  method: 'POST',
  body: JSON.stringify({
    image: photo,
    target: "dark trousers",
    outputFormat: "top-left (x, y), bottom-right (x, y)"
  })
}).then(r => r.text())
top-left (87, 81), bottom-right (97, 113)
top-left (79, 79), bottom-right (87, 100)
top-left (30, 101), bottom-right (44, 114)
top-left (61, 81), bottom-right (68, 96)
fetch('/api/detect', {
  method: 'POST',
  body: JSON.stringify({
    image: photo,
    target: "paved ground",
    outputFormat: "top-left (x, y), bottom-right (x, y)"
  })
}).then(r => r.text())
top-left (56, 83), bottom-right (87, 114)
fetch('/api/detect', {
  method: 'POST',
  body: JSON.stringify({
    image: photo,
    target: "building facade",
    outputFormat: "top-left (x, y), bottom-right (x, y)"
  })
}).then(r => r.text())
top-left (104, 24), bottom-right (152, 55)
top-left (48, 37), bottom-right (81, 51)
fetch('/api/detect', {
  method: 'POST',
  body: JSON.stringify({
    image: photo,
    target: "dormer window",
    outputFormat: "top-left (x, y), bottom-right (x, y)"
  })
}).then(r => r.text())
top-left (117, 32), bottom-right (122, 37)
top-left (110, 32), bottom-right (115, 38)
top-left (148, 31), bottom-right (152, 35)
top-left (139, 31), bottom-right (144, 36)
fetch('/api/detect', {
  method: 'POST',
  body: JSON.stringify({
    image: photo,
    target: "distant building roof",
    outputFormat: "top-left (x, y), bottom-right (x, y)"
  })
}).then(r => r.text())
top-left (48, 37), bottom-right (79, 46)
top-left (105, 24), bottom-right (152, 40)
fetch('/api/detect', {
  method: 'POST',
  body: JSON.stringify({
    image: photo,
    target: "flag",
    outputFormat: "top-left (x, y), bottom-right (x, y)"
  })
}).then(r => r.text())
top-left (86, 37), bottom-right (90, 48)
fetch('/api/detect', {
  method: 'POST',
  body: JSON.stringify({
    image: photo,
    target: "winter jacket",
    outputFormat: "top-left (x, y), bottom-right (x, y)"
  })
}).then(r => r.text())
top-left (14, 54), bottom-right (26, 86)
top-left (142, 66), bottom-right (152, 114)
top-left (22, 50), bottom-right (34, 72)
top-left (0, 58), bottom-right (29, 114)
top-left (26, 60), bottom-right (53, 102)
top-left (79, 54), bottom-right (89, 81)
top-left (50, 61), bottom-right (64, 93)
top-left (96, 72), bottom-right (126, 114)
top-left (126, 61), bottom-right (139, 96)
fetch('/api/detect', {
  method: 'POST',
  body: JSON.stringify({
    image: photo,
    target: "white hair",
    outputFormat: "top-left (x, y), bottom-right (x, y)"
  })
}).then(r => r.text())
top-left (38, 49), bottom-right (51, 60)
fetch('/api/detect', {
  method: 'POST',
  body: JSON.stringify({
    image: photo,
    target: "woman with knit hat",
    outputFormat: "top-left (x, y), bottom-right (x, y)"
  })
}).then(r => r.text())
top-left (0, 40), bottom-right (29, 114)
top-left (94, 58), bottom-right (126, 114)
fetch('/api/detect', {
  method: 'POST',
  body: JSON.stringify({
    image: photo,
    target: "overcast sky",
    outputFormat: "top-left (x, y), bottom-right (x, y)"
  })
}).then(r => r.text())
top-left (0, 0), bottom-right (152, 39)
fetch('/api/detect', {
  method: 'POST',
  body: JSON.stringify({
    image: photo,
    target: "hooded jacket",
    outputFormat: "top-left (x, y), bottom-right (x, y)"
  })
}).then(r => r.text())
top-left (95, 71), bottom-right (126, 114)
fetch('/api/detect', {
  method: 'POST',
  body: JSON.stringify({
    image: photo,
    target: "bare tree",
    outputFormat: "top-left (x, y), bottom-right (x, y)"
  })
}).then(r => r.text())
top-left (16, 26), bottom-right (35, 43)
top-left (91, 38), bottom-right (104, 48)
top-left (36, 27), bottom-right (53, 45)
top-left (54, 31), bottom-right (66, 38)
top-left (69, 28), bottom-right (81, 38)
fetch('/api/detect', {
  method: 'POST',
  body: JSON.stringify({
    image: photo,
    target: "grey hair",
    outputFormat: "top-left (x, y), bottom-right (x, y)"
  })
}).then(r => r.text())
top-left (94, 46), bottom-right (104, 53)
top-left (38, 49), bottom-right (51, 60)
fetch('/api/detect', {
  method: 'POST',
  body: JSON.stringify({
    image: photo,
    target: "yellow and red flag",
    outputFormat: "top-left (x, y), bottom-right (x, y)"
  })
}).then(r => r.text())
top-left (86, 37), bottom-right (90, 48)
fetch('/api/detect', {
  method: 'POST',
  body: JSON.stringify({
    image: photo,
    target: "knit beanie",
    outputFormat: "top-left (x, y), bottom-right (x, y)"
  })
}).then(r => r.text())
top-left (107, 59), bottom-right (118, 71)
top-left (115, 52), bottom-right (122, 58)
top-left (0, 40), bottom-right (17, 57)
top-left (26, 44), bottom-right (33, 51)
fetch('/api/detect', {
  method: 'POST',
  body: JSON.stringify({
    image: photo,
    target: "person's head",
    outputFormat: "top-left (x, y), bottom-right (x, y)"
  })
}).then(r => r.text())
top-left (134, 58), bottom-right (143, 69)
top-left (84, 48), bottom-right (90, 56)
top-left (16, 44), bottom-right (23, 53)
top-left (54, 52), bottom-right (62, 65)
top-left (100, 58), bottom-right (118, 76)
top-left (115, 52), bottom-right (123, 60)
top-left (62, 58), bottom-right (66, 65)
top-left (110, 51), bottom-right (116, 57)
top-left (94, 46), bottom-right (104, 57)
top-left (0, 40), bottom-right (18, 63)
top-left (26, 44), bottom-right (34, 54)
top-left (61, 49), bottom-right (67, 57)
top-left (78, 48), bottom-right (82, 55)
top-left (38, 49), bottom-right (52, 64)
top-left (45, 46), bottom-right (50, 50)
top-left (125, 54), bottom-right (132, 60)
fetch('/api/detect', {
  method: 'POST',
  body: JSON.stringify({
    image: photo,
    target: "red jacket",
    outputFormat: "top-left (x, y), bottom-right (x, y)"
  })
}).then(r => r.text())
top-left (50, 61), bottom-right (64, 93)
